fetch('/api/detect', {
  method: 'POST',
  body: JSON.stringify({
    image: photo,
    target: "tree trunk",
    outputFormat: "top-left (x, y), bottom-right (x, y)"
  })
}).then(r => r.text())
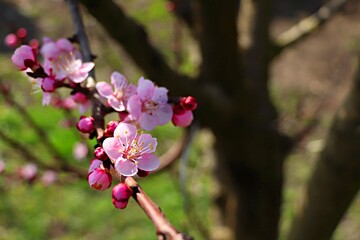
top-left (287, 57), bottom-right (360, 240)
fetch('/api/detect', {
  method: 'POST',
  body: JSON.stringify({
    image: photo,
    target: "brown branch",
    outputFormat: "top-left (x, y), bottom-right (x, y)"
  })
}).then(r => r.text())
top-left (125, 177), bottom-right (193, 240)
top-left (273, 0), bottom-right (348, 54)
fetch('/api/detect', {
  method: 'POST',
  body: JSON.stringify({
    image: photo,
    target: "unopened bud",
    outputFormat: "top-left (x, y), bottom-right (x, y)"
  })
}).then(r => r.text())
top-left (94, 147), bottom-right (108, 161)
top-left (104, 121), bottom-right (119, 137)
top-left (112, 183), bottom-right (132, 201)
top-left (4, 33), bottom-right (19, 48)
top-left (41, 77), bottom-right (57, 92)
top-left (181, 96), bottom-right (197, 111)
top-left (76, 116), bottom-right (94, 133)
top-left (87, 168), bottom-right (112, 191)
top-left (72, 92), bottom-right (88, 104)
top-left (112, 198), bottom-right (129, 209)
top-left (172, 110), bottom-right (193, 127)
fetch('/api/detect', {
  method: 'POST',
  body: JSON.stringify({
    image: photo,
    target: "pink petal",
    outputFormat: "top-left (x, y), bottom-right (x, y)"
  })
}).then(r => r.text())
top-left (137, 78), bottom-right (154, 101)
top-left (137, 154), bottom-right (160, 171)
top-left (40, 41), bottom-right (59, 59)
top-left (102, 137), bottom-right (123, 161)
top-left (138, 134), bottom-right (157, 153)
top-left (111, 72), bottom-right (127, 90)
top-left (42, 93), bottom-right (52, 106)
top-left (80, 62), bottom-right (95, 73)
top-left (124, 84), bottom-right (137, 100)
top-left (108, 95), bottom-right (125, 111)
top-left (151, 87), bottom-right (168, 103)
top-left (70, 72), bottom-right (88, 83)
top-left (88, 159), bottom-right (102, 173)
top-left (56, 38), bottom-right (74, 52)
top-left (127, 95), bottom-right (142, 119)
top-left (154, 104), bottom-right (173, 125)
top-left (96, 82), bottom-right (113, 98)
top-left (139, 113), bottom-right (157, 131)
top-left (113, 122), bottom-right (137, 144)
top-left (115, 159), bottom-right (138, 176)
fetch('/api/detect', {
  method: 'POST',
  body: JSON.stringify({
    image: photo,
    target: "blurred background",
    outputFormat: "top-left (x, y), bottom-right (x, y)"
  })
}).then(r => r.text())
top-left (0, 0), bottom-right (360, 239)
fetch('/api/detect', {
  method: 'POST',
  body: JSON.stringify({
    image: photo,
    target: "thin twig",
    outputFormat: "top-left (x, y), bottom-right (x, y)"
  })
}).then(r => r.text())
top-left (125, 177), bottom-right (193, 240)
top-left (273, 0), bottom-right (348, 53)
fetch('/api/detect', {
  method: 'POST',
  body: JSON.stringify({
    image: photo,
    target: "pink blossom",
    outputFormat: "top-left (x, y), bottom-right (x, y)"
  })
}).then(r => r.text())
top-left (95, 72), bottom-right (136, 111)
top-left (172, 110), bottom-right (193, 127)
top-left (127, 78), bottom-right (172, 131)
top-left (76, 116), bottom-right (94, 133)
top-left (87, 168), bottom-right (112, 191)
top-left (102, 122), bottom-right (160, 176)
top-left (40, 38), bottom-right (94, 83)
top-left (73, 142), bottom-right (88, 161)
top-left (41, 170), bottom-right (57, 186)
top-left (19, 163), bottom-right (37, 182)
top-left (11, 45), bottom-right (37, 70)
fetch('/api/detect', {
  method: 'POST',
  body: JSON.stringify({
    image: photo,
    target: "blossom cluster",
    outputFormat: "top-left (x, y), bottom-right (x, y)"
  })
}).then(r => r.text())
top-left (11, 37), bottom-right (197, 209)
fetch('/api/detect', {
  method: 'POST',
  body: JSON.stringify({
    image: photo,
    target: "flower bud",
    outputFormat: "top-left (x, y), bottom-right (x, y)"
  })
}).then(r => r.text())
top-left (76, 116), bottom-right (94, 133)
top-left (172, 110), bottom-right (193, 127)
top-left (112, 198), bottom-right (129, 209)
top-left (41, 170), bottom-right (57, 186)
top-left (4, 33), bottom-right (19, 48)
top-left (181, 96), bottom-right (197, 111)
top-left (18, 163), bottom-right (37, 183)
top-left (16, 28), bottom-right (27, 39)
top-left (94, 147), bottom-right (108, 161)
top-left (87, 168), bottom-right (112, 191)
top-left (41, 77), bottom-right (57, 92)
top-left (104, 121), bottom-right (119, 137)
top-left (72, 92), bottom-right (88, 104)
top-left (112, 183), bottom-right (132, 201)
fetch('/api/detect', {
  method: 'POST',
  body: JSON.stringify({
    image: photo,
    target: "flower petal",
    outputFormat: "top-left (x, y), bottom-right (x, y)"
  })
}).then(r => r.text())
top-left (139, 113), bottom-right (157, 131)
top-left (108, 95), bottom-right (125, 111)
top-left (151, 87), bottom-right (168, 103)
top-left (111, 71), bottom-right (127, 91)
top-left (102, 137), bottom-right (123, 161)
top-left (137, 78), bottom-right (154, 100)
top-left (137, 154), bottom-right (160, 171)
top-left (79, 62), bottom-right (95, 73)
top-left (154, 104), bottom-right (173, 125)
top-left (127, 95), bottom-right (142, 119)
top-left (56, 38), bottom-right (74, 52)
top-left (138, 134), bottom-right (157, 153)
top-left (113, 122), bottom-right (137, 144)
top-left (96, 82), bottom-right (113, 98)
top-left (115, 159), bottom-right (138, 176)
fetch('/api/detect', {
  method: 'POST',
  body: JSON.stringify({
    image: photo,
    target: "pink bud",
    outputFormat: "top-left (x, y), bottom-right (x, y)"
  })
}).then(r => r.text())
top-left (112, 183), bottom-right (132, 201)
top-left (172, 110), bottom-right (193, 127)
top-left (181, 96), bottom-right (197, 111)
top-left (4, 33), bottom-right (19, 48)
top-left (87, 168), bottom-right (112, 191)
top-left (41, 77), bottom-right (57, 92)
top-left (29, 39), bottom-right (39, 49)
top-left (172, 104), bottom-right (186, 115)
top-left (61, 98), bottom-right (77, 110)
top-left (18, 163), bottom-right (37, 182)
top-left (11, 45), bottom-right (37, 70)
top-left (88, 159), bottom-right (102, 173)
top-left (16, 28), bottom-right (27, 39)
top-left (41, 170), bottom-right (57, 186)
top-left (104, 121), bottom-right (119, 137)
top-left (112, 198), bottom-right (129, 209)
top-left (76, 116), bottom-right (94, 133)
top-left (72, 92), bottom-right (88, 104)
top-left (94, 147), bottom-right (108, 161)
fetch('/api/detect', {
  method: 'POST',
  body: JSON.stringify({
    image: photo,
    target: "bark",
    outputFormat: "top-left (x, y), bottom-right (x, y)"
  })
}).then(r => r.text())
top-left (287, 58), bottom-right (360, 240)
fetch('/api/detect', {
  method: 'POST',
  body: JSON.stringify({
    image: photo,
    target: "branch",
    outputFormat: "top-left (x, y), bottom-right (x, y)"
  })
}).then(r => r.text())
top-left (125, 177), bottom-right (193, 240)
top-left (273, 0), bottom-right (348, 54)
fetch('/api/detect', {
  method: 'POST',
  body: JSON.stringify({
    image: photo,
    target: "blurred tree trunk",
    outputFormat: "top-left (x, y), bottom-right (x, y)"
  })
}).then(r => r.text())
top-left (287, 56), bottom-right (360, 240)
top-left (78, 0), bottom-right (355, 239)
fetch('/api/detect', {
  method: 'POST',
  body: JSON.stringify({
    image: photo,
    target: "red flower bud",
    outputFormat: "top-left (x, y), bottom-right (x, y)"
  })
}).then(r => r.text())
top-left (76, 116), bottom-right (94, 133)
top-left (181, 96), bottom-right (197, 111)
top-left (94, 147), bottom-right (108, 161)
top-left (87, 168), bottom-right (112, 191)
top-left (104, 121), bottom-right (119, 137)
